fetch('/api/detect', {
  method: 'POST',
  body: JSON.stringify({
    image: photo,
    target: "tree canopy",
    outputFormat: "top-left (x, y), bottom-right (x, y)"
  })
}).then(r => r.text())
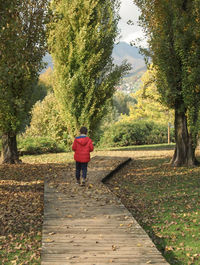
top-left (47, 0), bottom-right (130, 140)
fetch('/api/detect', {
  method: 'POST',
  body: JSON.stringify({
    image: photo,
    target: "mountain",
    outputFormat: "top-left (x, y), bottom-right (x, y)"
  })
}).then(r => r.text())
top-left (112, 42), bottom-right (146, 73)
top-left (42, 53), bottom-right (53, 72)
top-left (42, 42), bottom-right (146, 74)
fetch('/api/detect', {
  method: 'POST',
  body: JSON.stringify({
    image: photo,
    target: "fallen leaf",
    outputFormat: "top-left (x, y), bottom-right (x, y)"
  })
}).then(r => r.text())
top-left (44, 238), bottom-right (54, 243)
top-left (112, 245), bottom-right (117, 251)
top-left (48, 232), bottom-right (56, 235)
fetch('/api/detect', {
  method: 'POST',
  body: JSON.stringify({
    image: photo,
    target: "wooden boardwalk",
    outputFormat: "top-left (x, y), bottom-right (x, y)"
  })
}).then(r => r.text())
top-left (41, 156), bottom-right (169, 265)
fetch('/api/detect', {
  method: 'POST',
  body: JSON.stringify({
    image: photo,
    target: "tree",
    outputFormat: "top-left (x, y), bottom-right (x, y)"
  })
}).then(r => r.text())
top-left (39, 67), bottom-right (54, 93)
top-left (113, 91), bottom-right (136, 116)
top-left (0, 0), bottom-right (49, 163)
top-left (121, 67), bottom-right (174, 126)
top-left (133, 0), bottom-right (200, 166)
top-left (47, 0), bottom-right (130, 140)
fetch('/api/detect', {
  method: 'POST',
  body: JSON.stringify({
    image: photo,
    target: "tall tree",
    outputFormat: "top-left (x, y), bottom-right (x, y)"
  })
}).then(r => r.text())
top-left (121, 67), bottom-right (174, 126)
top-left (134, 0), bottom-right (200, 166)
top-left (0, 0), bottom-right (49, 163)
top-left (47, 0), bottom-right (130, 140)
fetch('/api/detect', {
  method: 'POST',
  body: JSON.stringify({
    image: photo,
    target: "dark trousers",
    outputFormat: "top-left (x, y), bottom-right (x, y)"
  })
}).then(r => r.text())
top-left (76, 162), bottom-right (88, 180)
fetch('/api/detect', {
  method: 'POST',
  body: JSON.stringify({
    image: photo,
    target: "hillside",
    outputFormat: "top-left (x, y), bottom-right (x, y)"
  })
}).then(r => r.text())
top-left (113, 42), bottom-right (146, 73)
top-left (42, 42), bottom-right (146, 75)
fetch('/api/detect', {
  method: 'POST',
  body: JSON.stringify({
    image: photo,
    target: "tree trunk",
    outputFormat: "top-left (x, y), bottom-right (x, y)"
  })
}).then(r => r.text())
top-left (1, 133), bottom-right (22, 164)
top-left (171, 108), bottom-right (198, 166)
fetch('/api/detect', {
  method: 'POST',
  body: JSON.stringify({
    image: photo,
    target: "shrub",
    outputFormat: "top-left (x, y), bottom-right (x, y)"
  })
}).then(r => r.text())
top-left (18, 136), bottom-right (67, 155)
top-left (24, 93), bottom-right (69, 144)
top-left (99, 121), bottom-right (174, 147)
top-left (146, 123), bottom-right (174, 144)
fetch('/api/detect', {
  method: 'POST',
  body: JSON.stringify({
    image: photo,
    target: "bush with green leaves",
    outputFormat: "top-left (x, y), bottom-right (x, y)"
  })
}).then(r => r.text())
top-left (145, 123), bottom-right (173, 144)
top-left (24, 93), bottom-right (68, 144)
top-left (99, 121), bottom-right (174, 147)
top-left (18, 136), bottom-right (66, 155)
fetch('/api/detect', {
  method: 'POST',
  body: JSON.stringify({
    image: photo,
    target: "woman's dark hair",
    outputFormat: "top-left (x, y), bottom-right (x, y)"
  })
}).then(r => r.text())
top-left (80, 126), bottom-right (88, 134)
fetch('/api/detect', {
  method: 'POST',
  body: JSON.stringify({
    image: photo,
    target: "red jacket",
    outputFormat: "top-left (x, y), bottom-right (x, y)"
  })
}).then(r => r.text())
top-left (72, 135), bottom-right (94, 163)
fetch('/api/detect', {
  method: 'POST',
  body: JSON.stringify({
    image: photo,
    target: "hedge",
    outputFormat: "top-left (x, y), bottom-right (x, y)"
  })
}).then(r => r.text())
top-left (99, 121), bottom-right (174, 147)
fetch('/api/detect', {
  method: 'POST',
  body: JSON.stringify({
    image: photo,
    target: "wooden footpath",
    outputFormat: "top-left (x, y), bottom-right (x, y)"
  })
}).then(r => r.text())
top-left (41, 156), bottom-right (169, 265)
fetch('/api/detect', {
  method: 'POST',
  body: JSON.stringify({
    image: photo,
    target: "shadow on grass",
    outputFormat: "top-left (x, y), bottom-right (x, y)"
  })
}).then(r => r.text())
top-left (148, 232), bottom-right (185, 265)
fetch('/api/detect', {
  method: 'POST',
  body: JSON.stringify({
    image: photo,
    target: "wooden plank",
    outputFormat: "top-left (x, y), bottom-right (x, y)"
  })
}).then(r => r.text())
top-left (41, 156), bottom-right (169, 265)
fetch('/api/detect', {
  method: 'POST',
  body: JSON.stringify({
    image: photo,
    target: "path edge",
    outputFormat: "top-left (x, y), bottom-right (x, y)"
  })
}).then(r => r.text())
top-left (101, 157), bottom-right (132, 183)
top-left (99, 156), bottom-right (169, 264)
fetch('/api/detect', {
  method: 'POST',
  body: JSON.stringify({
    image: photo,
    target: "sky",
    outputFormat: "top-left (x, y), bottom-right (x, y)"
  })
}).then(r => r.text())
top-left (119, 0), bottom-right (146, 46)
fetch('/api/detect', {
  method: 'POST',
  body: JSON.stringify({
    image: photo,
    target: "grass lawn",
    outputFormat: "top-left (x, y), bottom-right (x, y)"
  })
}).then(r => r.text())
top-left (0, 144), bottom-right (199, 264)
top-left (105, 147), bottom-right (200, 265)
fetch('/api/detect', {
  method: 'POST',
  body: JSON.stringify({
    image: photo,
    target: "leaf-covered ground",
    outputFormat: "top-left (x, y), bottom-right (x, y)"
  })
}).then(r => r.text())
top-left (0, 164), bottom-right (44, 264)
top-left (1, 147), bottom-right (200, 264)
top-left (105, 150), bottom-right (200, 265)
top-left (0, 162), bottom-right (72, 265)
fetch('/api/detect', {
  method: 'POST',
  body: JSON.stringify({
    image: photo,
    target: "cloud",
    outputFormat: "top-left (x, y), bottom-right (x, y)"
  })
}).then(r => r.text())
top-left (118, 0), bottom-right (147, 47)
top-left (123, 30), bottom-right (148, 48)
top-left (119, 0), bottom-right (141, 20)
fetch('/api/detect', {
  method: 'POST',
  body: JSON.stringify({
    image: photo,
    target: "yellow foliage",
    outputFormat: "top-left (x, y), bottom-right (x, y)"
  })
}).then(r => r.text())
top-left (119, 66), bottom-right (174, 125)
top-left (39, 67), bottom-right (54, 89)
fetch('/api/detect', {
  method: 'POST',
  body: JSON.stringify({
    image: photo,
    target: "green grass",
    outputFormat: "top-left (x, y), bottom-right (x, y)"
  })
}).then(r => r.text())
top-left (0, 233), bottom-right (41, 265)
top-left (98, 143), bottom-right (175, 151)
top-left (106, 150), bottom-right (200, 265)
